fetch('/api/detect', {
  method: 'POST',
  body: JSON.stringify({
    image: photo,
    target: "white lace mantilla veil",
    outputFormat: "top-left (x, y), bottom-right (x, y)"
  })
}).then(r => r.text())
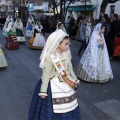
top-left (56, 22), bottom-right (67, 33)
top-left (14, 18), bottom-right (23, 30)
top-left (3, 15), bottom-right (14, 30)
top-left (39, 29), bottom-right (72, 69)
top-left (26, 15), bottom-right (35, 28)
top-left (80, 23), bottom-right (113, 80)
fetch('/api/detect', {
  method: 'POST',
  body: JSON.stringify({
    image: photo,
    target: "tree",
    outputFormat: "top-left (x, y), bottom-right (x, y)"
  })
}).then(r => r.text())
top-left (49, 0), bottom-right (76, 22)
top-left (100, 0), bottom-right (120, 13)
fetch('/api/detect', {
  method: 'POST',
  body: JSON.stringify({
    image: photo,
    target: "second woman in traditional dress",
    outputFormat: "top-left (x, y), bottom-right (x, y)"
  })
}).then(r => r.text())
top-left (75, 23), bottom-right (113, 83)
top-left (14, 18), bottom-right (26, 42)
top-left (28, 21), bottom-right (45, 48)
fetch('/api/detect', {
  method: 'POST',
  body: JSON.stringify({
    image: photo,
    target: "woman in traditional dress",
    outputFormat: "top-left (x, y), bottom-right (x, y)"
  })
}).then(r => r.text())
top-left (28, 29), bottom-right (80, 120)
top-left (3, 15), bottom-right (14, 36)
top-left (29, 21), bottom-right (45, 48)
top-left (75, 23), bottom-right (113, 83)
top-left (14, 18), bottom-right (26, 42)
top-left (0, 45), bottom-right (8, 68)
top-left (56, 22), bottom-right (66, 33)
top-left (26, 15), bottom-right (35, 38)
top-left (5, 21), bottom-right (19, 50)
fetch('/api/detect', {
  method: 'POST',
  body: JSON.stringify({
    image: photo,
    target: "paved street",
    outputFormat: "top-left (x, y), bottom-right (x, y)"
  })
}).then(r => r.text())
top-left (0, 30), bottom-right (120, 120)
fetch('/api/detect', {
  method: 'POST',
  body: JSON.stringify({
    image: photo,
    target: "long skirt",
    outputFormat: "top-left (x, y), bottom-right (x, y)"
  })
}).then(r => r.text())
top-left (33, 33), bottom-right (45, 47)
top-left (6, 35), bottom-right (19, 50)
top-left (26, 24), bottom-right (34, 38)
top-left (0, 47), bottom-right (8, 67)
top-left (28, 80), bottom-right (81, 120)
top-left (29, 36), bottom-right (35, 45)
top-left (75, 49), bottom-right (111, 83)
top-left (16, 29), bottom-right (26, 42)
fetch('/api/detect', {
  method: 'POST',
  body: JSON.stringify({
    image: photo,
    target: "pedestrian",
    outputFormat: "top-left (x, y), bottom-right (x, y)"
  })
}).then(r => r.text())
top-left (69, 15), bottom-right (76, 38)
top-left (49, 18), bottom-right (56, 33)
top-left (28, 20), bottom-right (45, 48)
top-left (64, 16), bottom-right (70, 33)
top-left (28, 29), bottom-right (81, 120)
top-left (0, 44), bottom-right (8, 68)
top-left (25, 15), bottom-right (35, 38)
top-left (14, 18), bottom-right (26, 42)
top-left (113, 33), bottom-right (120, 58)
top-left (0, 16), bottom-right (4, 29)
top-left (78, 16), bottom-right (93, 56)
top-left (108, 14), bottom-right (120, 58)
top-left (75, 23), bottom-right (113, 83)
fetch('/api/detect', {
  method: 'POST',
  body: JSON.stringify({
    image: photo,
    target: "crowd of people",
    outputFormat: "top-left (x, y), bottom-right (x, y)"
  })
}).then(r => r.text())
top-left (0, 12), bottom-right (120, 120)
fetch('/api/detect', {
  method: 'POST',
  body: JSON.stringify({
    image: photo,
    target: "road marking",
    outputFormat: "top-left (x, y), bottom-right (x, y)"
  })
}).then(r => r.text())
top-left (94, 99), bottom-right (120, 120)
top-left (15, 52), bottom-right (41, 79)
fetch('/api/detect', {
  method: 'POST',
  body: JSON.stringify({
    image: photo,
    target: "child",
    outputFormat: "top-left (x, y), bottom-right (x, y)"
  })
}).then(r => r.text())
top-left (56, 22), bottom-right (66, 33)
top-left (75, 23), bottom-right (113, 83)
top-left (28, 29), bottom-right (80, 120)
top-left (3, 15), bottom-right (14, 36)
top-left (26, 15), bottom-right (35, 38)
top-left (5, 21), bottom-right (19, 50)
top-left (14, 18), bottom-right (26, 42)
top-left (29, 21), bottom-right (45, 47)
top-left (0, 45), bottom-right (8, 68)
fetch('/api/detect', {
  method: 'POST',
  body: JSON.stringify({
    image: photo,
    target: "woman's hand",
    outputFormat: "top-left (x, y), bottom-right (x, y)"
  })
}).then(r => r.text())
top-left (38, 93), bottom-right (47, 99)
top-left (76, 80), bottom-right (80, 85)
top-left (101, 44), bottom-right (104, 49)
top-left (77, 81), bottom-right (80, 85)
top-left (40, 95), bottom-right (46, 99)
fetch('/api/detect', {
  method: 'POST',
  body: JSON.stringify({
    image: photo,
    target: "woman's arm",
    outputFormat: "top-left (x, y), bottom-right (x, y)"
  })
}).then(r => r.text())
top-left (39, 60), bottom-right (53, 96)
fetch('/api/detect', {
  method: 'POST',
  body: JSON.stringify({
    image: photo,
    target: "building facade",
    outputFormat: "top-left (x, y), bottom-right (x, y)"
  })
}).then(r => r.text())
top-left (92, 0), bottom-right (120, 19)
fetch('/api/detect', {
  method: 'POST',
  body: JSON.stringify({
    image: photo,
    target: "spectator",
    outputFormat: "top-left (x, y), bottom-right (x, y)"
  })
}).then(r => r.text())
top-left (64, 16), bottom-right (70, 33)
top-left (108, 14), bottom-right (120, 58)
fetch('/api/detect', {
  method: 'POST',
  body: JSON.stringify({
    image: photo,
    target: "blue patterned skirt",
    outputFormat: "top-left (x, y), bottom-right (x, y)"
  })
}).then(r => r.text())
top-left (28, 80), bottom-right (81, 120)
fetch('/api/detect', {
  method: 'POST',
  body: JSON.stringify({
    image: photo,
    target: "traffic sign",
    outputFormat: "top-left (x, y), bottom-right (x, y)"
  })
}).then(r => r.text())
top-left (28, 3), bottom-right (34, 11)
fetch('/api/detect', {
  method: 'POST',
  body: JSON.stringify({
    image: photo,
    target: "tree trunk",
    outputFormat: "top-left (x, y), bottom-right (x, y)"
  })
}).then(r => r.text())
top-left (100, 0), bottom-right (120, 13)
top-left (100, 0), bottom-right (109, 13)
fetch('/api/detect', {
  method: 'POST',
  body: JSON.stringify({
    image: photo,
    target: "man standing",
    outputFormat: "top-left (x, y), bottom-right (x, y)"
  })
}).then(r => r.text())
top-left (109, 14), bottom-right (120, 58)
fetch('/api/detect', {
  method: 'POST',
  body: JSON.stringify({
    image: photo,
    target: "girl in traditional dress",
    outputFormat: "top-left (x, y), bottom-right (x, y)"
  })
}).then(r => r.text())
top-left (75, 23), bottom-right (113, 83)
top-left (26, 15), bottom-right (35, 38)
top-left (14, 18), bottom-right (26, 42)
top-left (0, 45), bottom-right (7, 68)
top-left (29, 21), bottom-right (45, 47)
top-left (56, 22), bottom-right (66, 33)
top-left (3, 15), bottom-right (14, 36)
top-left (28, 29), bottom-right (80, 120)
top-left (5, 21), bottom-right (19, 50)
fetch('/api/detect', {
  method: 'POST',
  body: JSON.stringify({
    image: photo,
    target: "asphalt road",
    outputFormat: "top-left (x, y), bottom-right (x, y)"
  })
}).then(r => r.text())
top-left (0, 30), bottom-right (120, 120)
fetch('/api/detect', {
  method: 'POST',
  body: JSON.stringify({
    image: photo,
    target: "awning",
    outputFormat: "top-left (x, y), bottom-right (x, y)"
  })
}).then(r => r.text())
top-left (67, 5), bottom-right (96, 11)
top-left (43, 13), bottom-right (54, 16)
